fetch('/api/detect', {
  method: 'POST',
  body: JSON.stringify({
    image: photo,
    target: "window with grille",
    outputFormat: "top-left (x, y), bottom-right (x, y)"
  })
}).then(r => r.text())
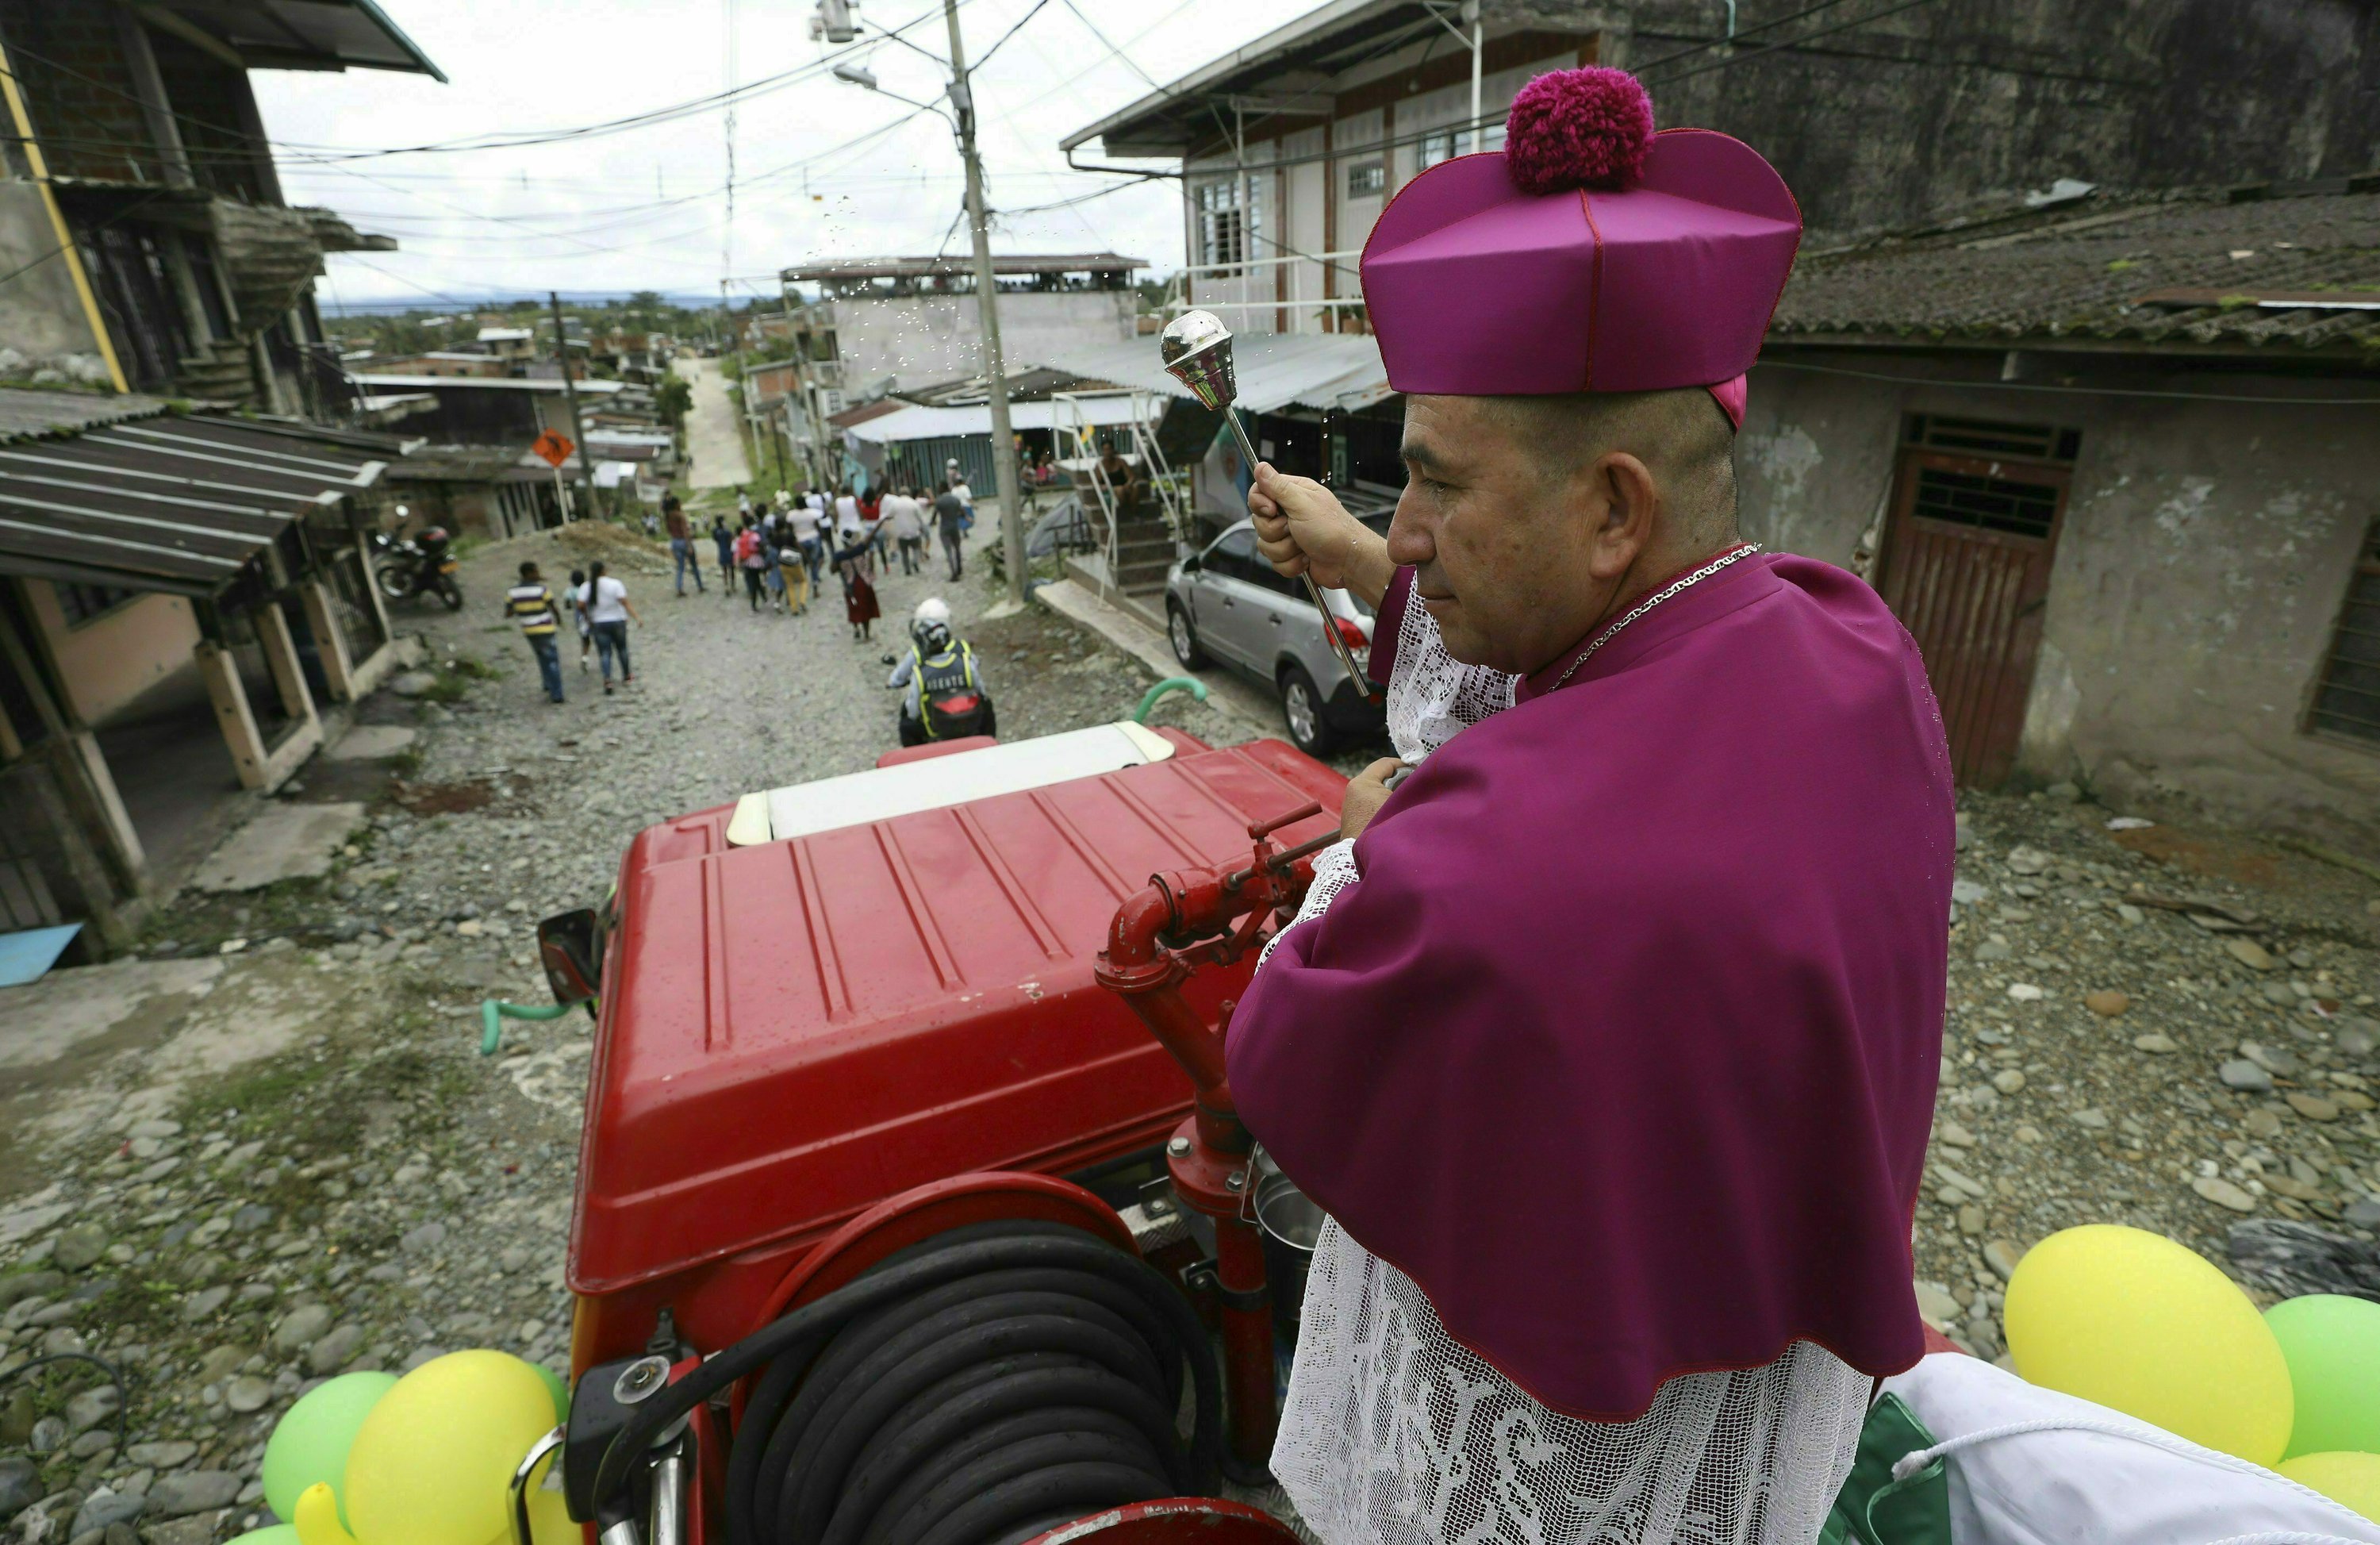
top-left (1910, 466), bottom-right (2060, 540)
top-left (1907, 414), bottom-right (2081, 463)
top-left (2309, 521), bottom-right (2380, 747)
top-left (1197, 180), bottom-right (1248, 269)
top-left (55, 582), bottom-right (133, 627)
top-left (1418, 130), bottom-right (1461, 169)
top-left (1345, 160), bottom-right (1384, 198)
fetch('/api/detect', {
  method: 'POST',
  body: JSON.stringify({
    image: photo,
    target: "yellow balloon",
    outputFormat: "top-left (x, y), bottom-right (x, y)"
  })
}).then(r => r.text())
top-left (524, 1482), bottom-right (578, 1545)
top-left (2005, 1224), bottom-right (2294, 1465)
top-left (294, 1482), bottom-right (357, 1545)
top-left (344, 1351), bottom-right (557, 1545)
top-left (2279, 1452), bottom-right (2380, 1522)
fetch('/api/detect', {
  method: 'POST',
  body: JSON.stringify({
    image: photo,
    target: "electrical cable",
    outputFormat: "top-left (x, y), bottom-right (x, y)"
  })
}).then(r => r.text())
top-left (590, 1224), bottom-right (1219, 1545)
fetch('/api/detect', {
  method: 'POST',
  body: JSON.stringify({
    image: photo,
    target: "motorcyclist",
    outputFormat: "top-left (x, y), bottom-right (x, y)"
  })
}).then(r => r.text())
top-left (887, 598), bottom-right (994, 747)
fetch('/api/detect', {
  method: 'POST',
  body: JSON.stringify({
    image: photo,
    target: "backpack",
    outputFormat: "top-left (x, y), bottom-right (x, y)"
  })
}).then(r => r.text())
top-left (913, 641), bottom-right (985, 739)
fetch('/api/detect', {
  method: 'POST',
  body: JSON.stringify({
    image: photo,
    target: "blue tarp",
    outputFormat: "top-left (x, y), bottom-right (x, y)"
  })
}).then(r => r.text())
top-left (0, 923), bottom-right (80, 987)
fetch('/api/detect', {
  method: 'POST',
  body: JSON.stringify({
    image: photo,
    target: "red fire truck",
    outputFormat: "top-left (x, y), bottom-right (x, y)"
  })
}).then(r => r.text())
top-left (533, 717), bottom-right (1345, 1545)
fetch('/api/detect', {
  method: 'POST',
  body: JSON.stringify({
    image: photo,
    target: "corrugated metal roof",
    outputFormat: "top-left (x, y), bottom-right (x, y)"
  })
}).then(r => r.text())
top-left (1773, 186), bottom-right (2380, 355)
top-left (1035, 332), bottom-right (1392, 415)
top-left (349, 374), bottom-right (627, 394)
top-left (0, 412), bottom-right (394, 596)
top-left (781, 253), bottom-right (1146, 282)
top-left (843, 395), bottom-right (1143, 444)
top-left (0, 390), bottom-right (175, 444)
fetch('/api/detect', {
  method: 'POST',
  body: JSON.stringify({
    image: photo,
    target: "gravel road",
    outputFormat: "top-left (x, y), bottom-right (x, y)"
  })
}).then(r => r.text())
top-left (0, 520), bottom-right (1248, 1543)
top-left (1, 517), bottom-right (2376, 1542)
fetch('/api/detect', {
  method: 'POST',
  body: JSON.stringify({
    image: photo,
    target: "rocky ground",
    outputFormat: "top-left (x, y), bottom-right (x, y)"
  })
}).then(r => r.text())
top-left (2, 513), bottom-right (2378, 1544)
top-left (0, 516), bottom-right (1250, 1545)
top-left (1919, 788), bottom-right (2380, 1360)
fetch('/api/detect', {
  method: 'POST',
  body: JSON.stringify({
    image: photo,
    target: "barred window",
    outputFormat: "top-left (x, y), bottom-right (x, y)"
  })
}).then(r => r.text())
top-left (1417, 130), bottom-right (1461, 170)
top-left (1197, 179), bottom-right (1248, 269)
top-left (2309, 521), bottom-right (2380, 747)
top-left (1345, 160), bottom-right (1384, 198)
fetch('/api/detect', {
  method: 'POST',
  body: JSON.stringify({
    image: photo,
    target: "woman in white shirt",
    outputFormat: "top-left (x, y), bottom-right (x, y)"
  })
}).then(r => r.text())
top-left (578, 560), bottom-right (641, 695)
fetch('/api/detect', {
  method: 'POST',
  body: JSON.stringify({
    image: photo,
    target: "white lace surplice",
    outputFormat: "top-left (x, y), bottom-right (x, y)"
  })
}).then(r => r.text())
top-left (1259, 573), bottom-right (1869, 1545)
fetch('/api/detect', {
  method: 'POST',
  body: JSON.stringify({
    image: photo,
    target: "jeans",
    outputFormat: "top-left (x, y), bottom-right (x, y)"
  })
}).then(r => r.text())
top-left (897, 536), bottom-right (923, 575)
top-left (941, 529), bottom-right (965, 578)
top-left (526, 632), bottom-right (563, 701)
top-left (800, 537), bottom-right (824, 586)
top-left (671, 537), bottom-right (704, 594)
top-left (743, 567), bottom-right (766, 610)
top-left (592, 619), bottom-right (631, 682)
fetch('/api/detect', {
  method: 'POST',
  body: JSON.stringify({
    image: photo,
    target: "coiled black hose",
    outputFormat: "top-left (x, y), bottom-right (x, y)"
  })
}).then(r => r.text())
top-left (592, 1224), bottom-right (1220, 1545)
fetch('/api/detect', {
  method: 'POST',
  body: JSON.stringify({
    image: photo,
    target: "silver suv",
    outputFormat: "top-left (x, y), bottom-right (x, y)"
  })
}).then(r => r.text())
top-left (1164, 517), bottom-right (1386, 755)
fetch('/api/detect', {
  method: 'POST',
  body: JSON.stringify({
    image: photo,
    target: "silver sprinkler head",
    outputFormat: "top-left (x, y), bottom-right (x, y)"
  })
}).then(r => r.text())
top-left (1158, 309), bottom-right (1239, 413)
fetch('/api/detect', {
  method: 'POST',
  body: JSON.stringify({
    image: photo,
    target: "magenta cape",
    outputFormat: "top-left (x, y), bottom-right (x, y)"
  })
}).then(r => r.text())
top-left (1228, 554), bottom-right (1954, 1420)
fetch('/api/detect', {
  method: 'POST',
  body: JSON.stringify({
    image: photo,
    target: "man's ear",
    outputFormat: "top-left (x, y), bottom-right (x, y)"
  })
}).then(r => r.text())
top-left (1586, 452), bottom-right (1660, 581)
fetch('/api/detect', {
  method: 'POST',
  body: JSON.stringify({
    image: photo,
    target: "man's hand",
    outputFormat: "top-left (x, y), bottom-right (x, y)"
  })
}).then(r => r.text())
top-left (1249, 463), bottom-right (1389, 603)
top-left (1341, 757), bottom-right (1408, 840)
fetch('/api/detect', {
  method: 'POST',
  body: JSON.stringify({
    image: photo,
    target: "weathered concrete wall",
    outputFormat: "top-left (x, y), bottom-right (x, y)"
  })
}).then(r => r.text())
top-left (827, 291), bottom-right (1138, 393)
top-left (25, 582), bottom-right (204, 728)
top-left (1633, 0), bottom-right (2378, 235)
top-left (1737, 362), bottom-right (2380, 838)
top-left (0, 183), bottom-right (109, 383)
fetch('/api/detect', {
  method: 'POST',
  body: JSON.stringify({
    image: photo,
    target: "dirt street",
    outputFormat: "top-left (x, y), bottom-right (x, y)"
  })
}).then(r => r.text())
top-left (1, 518), bottom-right (2377, 1542)
top-left (0, 520), bottom-right (1246, 1543)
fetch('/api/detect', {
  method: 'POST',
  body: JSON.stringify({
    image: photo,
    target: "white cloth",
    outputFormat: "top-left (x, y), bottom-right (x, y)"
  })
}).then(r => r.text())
top-left (1258, 576), bottom-right (1869, 1545)
top-left (789, 506), bottom-right (820, 542)
top-left (582, 576), bottom-right (628, 625)
top-left (1885, 1353), bottom-right (2380, 1545)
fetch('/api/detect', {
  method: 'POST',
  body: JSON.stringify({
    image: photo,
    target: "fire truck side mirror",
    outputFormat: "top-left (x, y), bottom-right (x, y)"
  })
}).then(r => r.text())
top-left (538, 909), bottom-right (603, 1007)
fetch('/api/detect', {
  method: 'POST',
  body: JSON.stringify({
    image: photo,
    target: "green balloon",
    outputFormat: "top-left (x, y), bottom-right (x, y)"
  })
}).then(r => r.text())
top-left (227, 1528), bottom-right (300, 1545)
top-left (532, 1360), bottom-right (570, 1423)
top-left (2268, 1293), bottom-right (2380, 1459)
top-left (261, 1370), bottom-right (398, 1526)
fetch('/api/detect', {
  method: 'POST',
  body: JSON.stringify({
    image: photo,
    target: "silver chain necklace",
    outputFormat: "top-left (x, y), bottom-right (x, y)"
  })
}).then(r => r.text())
top-left (1550, 544), bottom-right (1763, 690)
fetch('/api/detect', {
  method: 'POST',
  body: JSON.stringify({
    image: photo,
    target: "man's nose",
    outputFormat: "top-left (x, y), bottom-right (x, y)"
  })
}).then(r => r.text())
top-left (1385, 494), bottom-right (1434, 569)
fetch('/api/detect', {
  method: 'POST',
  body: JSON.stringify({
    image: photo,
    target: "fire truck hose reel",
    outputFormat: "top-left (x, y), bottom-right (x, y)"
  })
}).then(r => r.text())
top-left (576, 1226), bottom-right (1220, 1545)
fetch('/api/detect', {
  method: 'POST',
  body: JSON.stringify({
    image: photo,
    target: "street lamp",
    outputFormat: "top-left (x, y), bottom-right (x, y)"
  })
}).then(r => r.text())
top-left (831, 63), bottom-right (878, 91)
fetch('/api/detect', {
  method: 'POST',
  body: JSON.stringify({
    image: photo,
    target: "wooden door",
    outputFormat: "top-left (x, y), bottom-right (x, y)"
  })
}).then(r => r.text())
top-left (1877, 450), bottom-right (2071, 784)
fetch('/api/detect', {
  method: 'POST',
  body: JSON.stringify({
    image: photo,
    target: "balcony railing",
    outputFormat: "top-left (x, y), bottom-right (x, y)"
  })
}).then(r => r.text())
top-left (1169, 249), bottom-right (1367, 335)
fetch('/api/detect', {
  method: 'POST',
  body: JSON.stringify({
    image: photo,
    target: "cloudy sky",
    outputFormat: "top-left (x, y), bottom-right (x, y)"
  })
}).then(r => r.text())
top-left (253, 0), bottom-right (1291, 309)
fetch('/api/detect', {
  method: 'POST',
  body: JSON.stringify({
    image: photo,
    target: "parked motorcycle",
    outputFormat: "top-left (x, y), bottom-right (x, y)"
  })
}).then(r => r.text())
top-left (370, 525), bottom-right (462, 610)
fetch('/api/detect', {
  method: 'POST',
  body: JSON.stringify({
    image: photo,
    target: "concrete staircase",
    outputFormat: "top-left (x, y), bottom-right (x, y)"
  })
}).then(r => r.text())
top-left (1109, 509), bottom-right (1176, 599)
top-left (175, 340), bottom-right (255, 405)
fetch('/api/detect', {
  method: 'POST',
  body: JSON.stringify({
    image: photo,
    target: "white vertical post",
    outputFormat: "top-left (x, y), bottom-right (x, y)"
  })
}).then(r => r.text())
top-left (1468, 2), bottom-right (1484, 154)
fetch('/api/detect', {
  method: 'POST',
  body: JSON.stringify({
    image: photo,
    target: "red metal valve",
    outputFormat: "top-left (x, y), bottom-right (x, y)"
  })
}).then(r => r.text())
top-left (1095, 801), bottom-right (1330, 1474)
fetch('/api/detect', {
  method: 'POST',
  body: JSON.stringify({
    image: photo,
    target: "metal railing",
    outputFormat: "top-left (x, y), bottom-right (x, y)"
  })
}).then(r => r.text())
top-left (1167, 249), bottom-right (1368, 335)
top-left (1052, 389), bottom-right (1188, 601)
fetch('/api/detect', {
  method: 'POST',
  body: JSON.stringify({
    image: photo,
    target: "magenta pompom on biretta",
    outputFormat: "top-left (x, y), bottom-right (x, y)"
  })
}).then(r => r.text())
top-left (1360, 67), bottom-right (1800, 414)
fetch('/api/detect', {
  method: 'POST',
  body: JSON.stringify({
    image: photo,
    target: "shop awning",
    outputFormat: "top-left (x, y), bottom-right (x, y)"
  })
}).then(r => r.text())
top-left (0, 397), bottom-right (415, 596)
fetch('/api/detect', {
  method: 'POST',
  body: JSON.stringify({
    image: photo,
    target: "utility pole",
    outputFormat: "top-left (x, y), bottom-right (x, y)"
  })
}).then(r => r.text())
top-left (549, 290), bottom-right (596, 521)
top-left (943, 0), bottom-right (1028, 607)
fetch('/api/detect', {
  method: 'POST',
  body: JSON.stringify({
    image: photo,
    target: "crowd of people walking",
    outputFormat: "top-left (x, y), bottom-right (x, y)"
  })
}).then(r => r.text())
top-left (508, 476), bottom-right (979, 705)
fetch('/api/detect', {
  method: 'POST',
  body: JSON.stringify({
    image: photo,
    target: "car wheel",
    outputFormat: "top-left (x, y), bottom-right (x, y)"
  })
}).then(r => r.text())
top-left (1279, 663), bottom-right (1335, 756)
top-left (1168, 602), bottom-right (1208, 669)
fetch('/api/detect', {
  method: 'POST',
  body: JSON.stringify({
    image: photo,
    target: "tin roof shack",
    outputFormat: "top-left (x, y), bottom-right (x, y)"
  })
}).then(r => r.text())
top-left (384, 444), bottom-right (557, 543)
top-left (0, 390), bottom-right (416, 956)
top-left (1737, 179), bottom-right (2380, 840)
top-left (779, 253), bottom-right (1144, 399)
top-left (0, 0), bottom-right (436, 414)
